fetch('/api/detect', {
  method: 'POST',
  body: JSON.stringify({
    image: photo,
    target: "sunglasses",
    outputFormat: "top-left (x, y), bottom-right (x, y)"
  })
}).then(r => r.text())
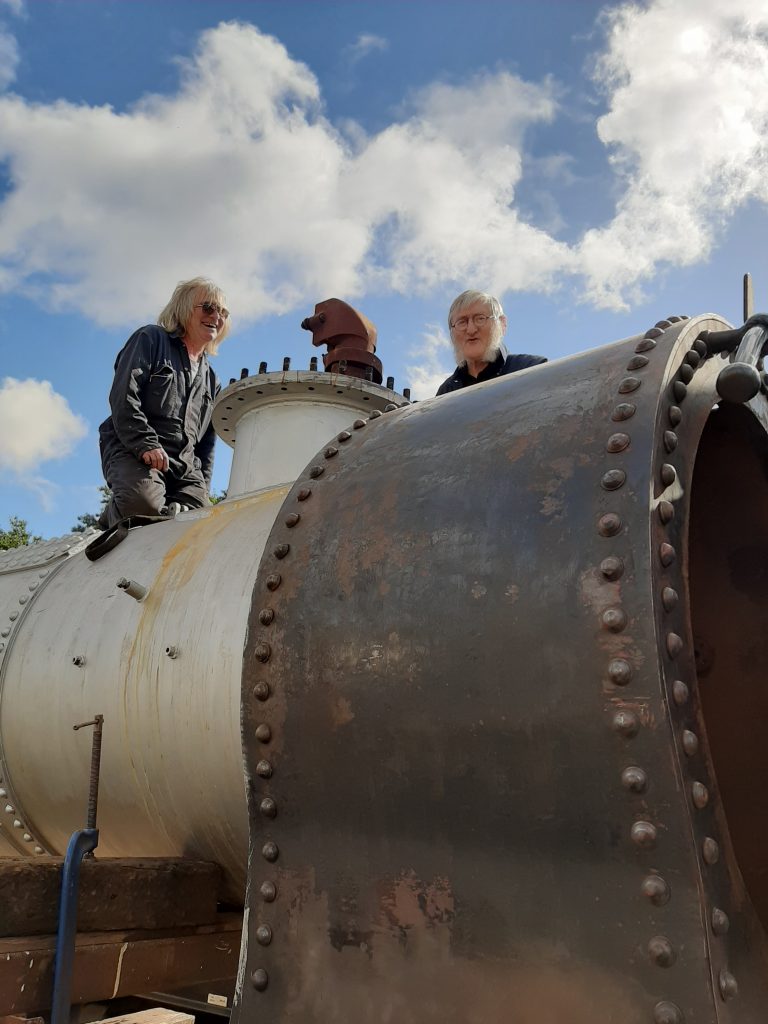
top-left (195, 301), bottom-right (230, 320)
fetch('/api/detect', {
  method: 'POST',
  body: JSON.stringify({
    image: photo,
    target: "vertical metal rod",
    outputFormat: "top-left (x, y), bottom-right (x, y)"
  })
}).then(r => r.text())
top-left (51, 715), bottom-right (104, 1024)
top-left (80, 714), bottom-right (104, 832)
top-left (744, 272), bottom-right (754, 321)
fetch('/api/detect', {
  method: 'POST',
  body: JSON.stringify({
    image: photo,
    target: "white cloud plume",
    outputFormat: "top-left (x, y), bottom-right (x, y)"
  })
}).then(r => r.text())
top-left (0, 21), bottom-right (569, 326)
top-left (580, 0), bottom-right (768, 308)
top-left (1, 7), bottom-right (766, 320)
top-left (0, 29), bottom-right (19, 90)
top-left (0, 0), bottom-right (23, 16)
top-left (0, 377), bottom-right (88, 473)
top-left (346, 33), bottom-right (388, 64)
top-left (405, 324), bottom-right (455, 399)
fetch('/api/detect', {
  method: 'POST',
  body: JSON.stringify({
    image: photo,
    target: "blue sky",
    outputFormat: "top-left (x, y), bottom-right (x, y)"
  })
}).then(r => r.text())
top-left (1, 0), bottom-right (767, 538)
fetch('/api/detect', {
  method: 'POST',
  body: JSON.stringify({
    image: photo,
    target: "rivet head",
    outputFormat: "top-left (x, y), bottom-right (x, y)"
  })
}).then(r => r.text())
top-left (639, 331), bottom-right (661, 345)
top-left (274, 543), bottom-right (290, 559)
top-left (262, 841), bottom-right (279, 862)
top-left (682, 730), bottom-right (698, 756)
top-left (337, 430), bottom-right (352, 442)
top-left (324, 445), bottom-right (339, 459)
top-left (685, 350), bottom-right (701, 368)
top-left (654, 1000), bottom-right (683, 1024)
top-left (260, 880), bottom-right (277, 902)
top-left (255, 723), bottom-right (272, 742)
top-left (655, 320), bottom-right (672, 330)
top-left (8, 612), bottom-right (18, 621)
top-left (693, 337), bottom-right (707, 356)
top-left (260, 797), bottom-right (277, 818)
top-left (641, 874), bottom-right (671, 906)
top-left (663, 430), bottom-right (678, 452)
top-left (285, 512), bottom-right (300, 528)
top-left (258, 609), bottom-right (275, 626)
top-left (618, 377), bottom-right (641, 393)
top-left (672, 680), bottom-right (689, 705)
top-left (608, 659), bottom-right (632, 686)
top-left (297, 487), bottom-right (312, 501)
top-left (256, 924), bottom-right (273, 946)
top-left (5, 804), bottom-right (14, 813)
top-left (691, 781), bottom-right (709, 809)
top-left (666, 632), bottom-right (683, 657)
top-left (626, 355), bottom-right (649, 370)
top-left (0, 629), bottom-right (9, 638)
top-left (660, 543), bottom-right (676, 567)
top-left (711, 907), bottom-right (730, 935)
top-left (719, 969), bottom-right (738, 1001)
top-left (254, 641), bottom-right (272, 663)
top-left (660, 463), bottom-right (677, 486)
top-left (369, 410), bottom-right (382, 419)
top-left (256, 759), bottom-right (273, 779)
top-left (606, 433), bottom-right (630, 453)
top-left (598, 513), bottom-right (622, 537)
top-left (621, 765), bottom-right (647, 793)
top-left (253, 681), bottom-right (271, 702)
top-left (353, 418), bottom-right (366, 429)
top-left (679, 363), bottom-right (694, 384)
top-left (18, 596), bottom-right (28, 605)
top-left (384, 403), bottom-right (397, 412)
top-left (611, 403), bottom-right (636, 421)
top-left (602, 607), bottom-right (627, 632)
top-left (648, 935), bottom-right (676, 968)
top-left (631, 820), bottom-right (657, 848)
top-left (661, 586), bottom-right (678, 611)
top-left (266, 573), bottom-right (282, 591)
top-left (601, 468), bottom-right (627, 491)
top-left (668, 405), bottom-right (682, 426)
top-left (612, 709), bottom-right (639, 737)
top-left (309, 465), bottom-right (325, 478)
top-left (658, 500), bottom-right (675, 524)
top-left (703, 837), bottom-right (720, 865)
top-left (673, 380), bottom-right (687, 401)
top-left (600, 556), bottom-right (624, 580)
top-left (250, 968), bottom-right (269, 991)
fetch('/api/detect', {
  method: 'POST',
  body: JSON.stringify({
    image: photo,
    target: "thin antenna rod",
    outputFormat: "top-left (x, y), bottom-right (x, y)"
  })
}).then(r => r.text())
top-left (744, 272), bottom-right (754, 321)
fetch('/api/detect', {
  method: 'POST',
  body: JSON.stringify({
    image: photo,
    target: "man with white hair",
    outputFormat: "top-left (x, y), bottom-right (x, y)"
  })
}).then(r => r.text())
top-left (436, 289), bottom-right (546, 395)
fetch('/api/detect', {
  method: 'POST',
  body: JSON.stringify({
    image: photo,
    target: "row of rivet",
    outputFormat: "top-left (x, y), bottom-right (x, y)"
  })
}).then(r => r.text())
top-left (602, 319), bottom-right (694, 1024)
top-left (248, 406), bottom-right (399, 993)
top-left (653, 326), bottom-right (737, 1009)
top-left (0, 569), bottom-right (49, 655)
top-left (0, 569), bottom-right (50, 854)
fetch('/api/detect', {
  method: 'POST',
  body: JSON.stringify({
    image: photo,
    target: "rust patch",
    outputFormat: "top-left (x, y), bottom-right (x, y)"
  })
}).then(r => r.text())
top-left (330, 696), bottom-right (354, 729)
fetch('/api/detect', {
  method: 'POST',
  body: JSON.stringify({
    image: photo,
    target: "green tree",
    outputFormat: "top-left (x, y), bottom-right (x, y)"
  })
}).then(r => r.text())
top-left (72, 485), bottom-right (111, 533)
top-left (0, 516), bottom-right (42, 550)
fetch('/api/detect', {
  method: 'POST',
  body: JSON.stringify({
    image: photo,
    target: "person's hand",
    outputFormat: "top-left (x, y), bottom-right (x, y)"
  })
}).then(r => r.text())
top-left (142, 447), bottom-right (170, 472)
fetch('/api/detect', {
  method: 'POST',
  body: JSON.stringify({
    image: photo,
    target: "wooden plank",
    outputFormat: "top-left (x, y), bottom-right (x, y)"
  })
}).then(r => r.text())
top-left (0, 859), bottom-right (222, 937)
top-left (0, 914), bottom-right (241, 1015)
top-left (98, 1009), bottom-right (194, 1024)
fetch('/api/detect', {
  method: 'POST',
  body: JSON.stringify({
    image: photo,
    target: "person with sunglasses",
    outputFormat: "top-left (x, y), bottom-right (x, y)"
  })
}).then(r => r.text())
top-left (436, 289), bottom-right (546, 395)
top-left (98, 276), bottom-right (231, 527)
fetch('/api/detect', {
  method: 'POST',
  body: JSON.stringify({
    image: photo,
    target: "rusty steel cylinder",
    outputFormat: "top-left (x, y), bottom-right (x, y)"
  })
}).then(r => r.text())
top-left (236, 314), bottom-right (768, 1022)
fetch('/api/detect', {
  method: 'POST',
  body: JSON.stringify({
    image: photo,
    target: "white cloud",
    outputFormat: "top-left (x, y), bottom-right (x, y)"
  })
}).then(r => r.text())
top-left (0, 21), bottom-right (570, 327)
top-left (3, 8), bottom-right (765, 321)
top-left (0, 29), bottom-right (19, 90)
top-left (405, 325), bottom-right (455, 400)
top-left (0, 377), bottom-right (88, 474)
top-left (580, 0), bottom-right (768, 308)
top-left (346, 33), bottom-right (388, 65)
top-left (0, 0), bottom-right (24, 16)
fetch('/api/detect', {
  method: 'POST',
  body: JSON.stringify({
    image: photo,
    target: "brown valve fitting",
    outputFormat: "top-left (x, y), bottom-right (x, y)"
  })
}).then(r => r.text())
top-left (301, 298), bottom-right (383, 383)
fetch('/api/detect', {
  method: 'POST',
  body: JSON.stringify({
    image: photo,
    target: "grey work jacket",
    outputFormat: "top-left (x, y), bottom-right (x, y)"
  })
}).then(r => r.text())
top-left (98, 325), bottom-right (220, 487)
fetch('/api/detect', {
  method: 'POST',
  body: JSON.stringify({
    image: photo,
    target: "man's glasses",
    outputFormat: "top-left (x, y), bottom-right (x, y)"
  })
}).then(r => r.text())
top-left (450, 314), bottom-right (497, 332)
top-left (195, 301), bottom-right (230, 320)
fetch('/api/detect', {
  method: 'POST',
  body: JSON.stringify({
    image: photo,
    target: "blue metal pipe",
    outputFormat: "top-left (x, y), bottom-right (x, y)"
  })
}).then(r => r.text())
top-left (50, 827), bottom-right (99, 1024)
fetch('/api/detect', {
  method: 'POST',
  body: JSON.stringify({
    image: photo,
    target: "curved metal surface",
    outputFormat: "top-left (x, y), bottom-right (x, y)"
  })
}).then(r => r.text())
top-left (0, 493), bottom-right (287, 899)
top-left (237, 315), bottom-right (768, 1022)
